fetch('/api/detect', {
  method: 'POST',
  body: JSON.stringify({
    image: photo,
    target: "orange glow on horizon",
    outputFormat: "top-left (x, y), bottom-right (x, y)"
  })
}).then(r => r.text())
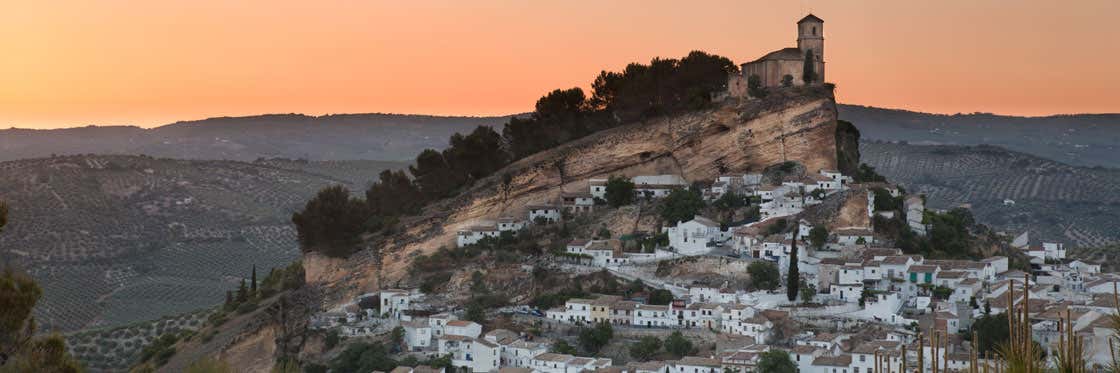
top-left (1, 0), bottom-right (1117, 129)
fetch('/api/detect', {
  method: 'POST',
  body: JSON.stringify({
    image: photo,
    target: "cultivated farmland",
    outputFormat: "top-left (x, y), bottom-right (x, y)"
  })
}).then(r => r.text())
top-left (0, 155), bottom-right (404, 332)
top-left (861, 141), bottom-right (1120, 248)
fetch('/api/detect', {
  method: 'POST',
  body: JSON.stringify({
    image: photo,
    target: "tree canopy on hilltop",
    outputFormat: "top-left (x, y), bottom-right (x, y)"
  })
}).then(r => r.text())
top-left (591, 51), bottom-right (738, 122)
top-left (294, 51), bottom-right (741, 258)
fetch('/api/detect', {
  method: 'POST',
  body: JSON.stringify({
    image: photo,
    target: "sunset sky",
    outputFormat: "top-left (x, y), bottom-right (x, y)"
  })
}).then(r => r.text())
top-left (1, 0), bottom-right (1117, 129)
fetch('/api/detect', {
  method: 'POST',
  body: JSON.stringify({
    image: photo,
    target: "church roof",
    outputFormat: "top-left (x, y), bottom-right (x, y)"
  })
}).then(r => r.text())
top-left (798, 14), bottom-right (824, 24)
top-left (743, 47), bottom-right (805, 65)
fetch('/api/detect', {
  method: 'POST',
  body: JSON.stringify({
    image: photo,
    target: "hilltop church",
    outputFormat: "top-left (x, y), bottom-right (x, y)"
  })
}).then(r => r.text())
top-left (728, 14), bottom-right (825, 96)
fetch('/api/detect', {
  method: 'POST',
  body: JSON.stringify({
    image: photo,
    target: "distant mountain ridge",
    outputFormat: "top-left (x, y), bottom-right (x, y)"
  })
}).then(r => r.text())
top-left (838, 104), bottom-right (1120, 168)
top-left (4, 106), bottom-right (1118, 168)
top-left (0, 113), bottom-right (515, 162)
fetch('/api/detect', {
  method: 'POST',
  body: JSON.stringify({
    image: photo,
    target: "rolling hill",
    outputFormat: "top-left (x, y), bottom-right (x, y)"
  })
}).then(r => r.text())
top-left (0, 155), bottom-right (405, 332)
top-left (0, 113), bottom-right (513, 162)
top-left (839, 104), bottom-right (1120, 168)
top-left (860, 141), bottom-right (1120, 248)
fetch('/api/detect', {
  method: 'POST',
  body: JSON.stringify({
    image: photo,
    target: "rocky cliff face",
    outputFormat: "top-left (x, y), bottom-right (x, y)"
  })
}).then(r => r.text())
top-left (307, 88), bottom-right (845, 307)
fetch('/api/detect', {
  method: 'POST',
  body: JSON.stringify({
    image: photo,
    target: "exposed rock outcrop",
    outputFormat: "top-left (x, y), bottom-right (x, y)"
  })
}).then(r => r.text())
top-left (310, 88), bottom-right (845, 308)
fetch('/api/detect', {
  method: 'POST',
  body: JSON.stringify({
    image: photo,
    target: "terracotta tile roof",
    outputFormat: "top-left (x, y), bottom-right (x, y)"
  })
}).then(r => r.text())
top-left (812, 355), bottom-right (852, 366)
top-left (909, 265), bottom-right (938, 273)
top-left (678, 356), bottom-right (721, 367)
top-left (534, 353), bottom-right (573, 362)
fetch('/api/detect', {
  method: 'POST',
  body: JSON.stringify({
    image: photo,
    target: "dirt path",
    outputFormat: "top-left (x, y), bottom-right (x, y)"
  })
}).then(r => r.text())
top-left (159, 295), bottom-right (279, 372)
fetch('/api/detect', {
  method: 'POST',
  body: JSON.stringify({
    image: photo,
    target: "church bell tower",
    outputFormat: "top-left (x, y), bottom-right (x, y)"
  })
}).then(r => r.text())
top-left (796, 14), bottom-right (825, 82)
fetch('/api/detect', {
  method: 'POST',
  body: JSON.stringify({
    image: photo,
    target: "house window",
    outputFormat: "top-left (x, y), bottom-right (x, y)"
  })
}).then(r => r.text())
top-left (812, 26), bottom-right (817, 35)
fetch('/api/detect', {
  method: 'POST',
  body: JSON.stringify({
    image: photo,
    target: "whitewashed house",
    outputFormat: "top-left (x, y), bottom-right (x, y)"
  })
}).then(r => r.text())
top-left (457, 225), bottom-right (501, 248)
top-left (502, 340), bottom-right (549, 368)
top-left (429, 313), bottom-right (456, 337)
top-left (1043, 242), bottom-right (1066, 260)
top-left (380, 289), bottom-right (417, 319)
top-left (679, 303), bottom-right (723, 329)
top-left (529, 354), bottom-right (611, 373)
top-left (445, 336), bottom-right (500, 373)
top-left (835, 228), bottom-right (873, 246)
top-left (905, 196), bottom-right (926, 236)
top-left (819, 169), bottom-right (851, 184)
top-left (589, 178), bottom-right (608, 199)
top-left (666, 216), bottom-right (726, 255)
top-left (561, 192), bottom-right (595, 213)
top-left (673, 356), bottom-right (722, 373)
top-left (981, 256), bottom-right (1009, 280)
top-left (403, 320), bottom-right (433, 351)
top-left (528, 205), bottom-right (561, 223)
top-left (497, 217), bottom-right (525, 232)
top-left (633, 175), bottom-right (689, 199)
top-left (1070, 260), bottom-right (1102, 274)
top-left (444, 320), bottom-right (483, 338)
top-left (634, 304), bottom-right (674, 327)
top-left (756, 185), bottom-right (780, 202)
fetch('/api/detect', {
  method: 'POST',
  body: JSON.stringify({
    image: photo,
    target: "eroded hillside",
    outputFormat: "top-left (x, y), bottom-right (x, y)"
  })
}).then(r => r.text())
top-left (307, 88), bottom-right (848, 307)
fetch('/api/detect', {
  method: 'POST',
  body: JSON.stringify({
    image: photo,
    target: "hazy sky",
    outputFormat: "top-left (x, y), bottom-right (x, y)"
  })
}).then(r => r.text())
top-left (2, 0), bottom-right (1117, 129)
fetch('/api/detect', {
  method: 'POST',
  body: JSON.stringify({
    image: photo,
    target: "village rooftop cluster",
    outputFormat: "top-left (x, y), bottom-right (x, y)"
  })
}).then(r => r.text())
top-left (310, 14), bottom-right (1115, 373)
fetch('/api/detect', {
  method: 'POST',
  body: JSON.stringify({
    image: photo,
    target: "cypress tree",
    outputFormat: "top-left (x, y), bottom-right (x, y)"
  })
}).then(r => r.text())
top-left (787, 235), bottom-right (800, 302)
top-left (250, 264), bottom-right (257, 294)
top-left (802, 50), bottom-right (817, 84)
top-left (236, 279), bottom-right (247, 303)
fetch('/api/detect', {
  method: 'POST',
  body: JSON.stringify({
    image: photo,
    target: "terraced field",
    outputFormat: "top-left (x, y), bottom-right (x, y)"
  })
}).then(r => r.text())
top-left (0, 155), bottom-right (404, 332)
top-left (861, 142), bottom-right (1120, 248)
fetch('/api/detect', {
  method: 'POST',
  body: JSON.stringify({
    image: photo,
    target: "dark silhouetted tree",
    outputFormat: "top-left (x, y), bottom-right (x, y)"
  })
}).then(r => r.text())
top-left (664, 331), bottom-right (694, 358)
top-left (291, 185), bottom-right (369, 257)
top-left (802, 50), bottom-right (817, 84)
top-left (648, 289), bottom-right (674, 305)
top-left (748, 261), bottom-right (780, 291)
top-left (236, 279), bottom-right (248, 303)
top-left (808, 226), bottom-right (829, 248)
top-left (410, 149), bottom-right (461, 199)
top-left (659, 187), bottom-right (705, 224)
top-left (578, 322), bottom-right (613, 354)
top-left (629, 336), bottom-right (662, 361)
top-left (604, 176), bottom-right (635, 207)
top-left (757, 350), bottom-right (797, 373)
top-left (747, 74), bottom-right (766, 98)
top-left (787, 236), bottom-right (800, 302)
top-left (366, 169), bottom-right (425, 222)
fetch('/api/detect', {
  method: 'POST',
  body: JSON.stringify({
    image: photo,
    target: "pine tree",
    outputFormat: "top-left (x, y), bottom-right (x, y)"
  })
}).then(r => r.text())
top-left (802, 50), bottom-right (817, 84)
top-left (250, 264), bottom-right (257, 295)
top-left (787, 235), bottom-right (800, 302)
